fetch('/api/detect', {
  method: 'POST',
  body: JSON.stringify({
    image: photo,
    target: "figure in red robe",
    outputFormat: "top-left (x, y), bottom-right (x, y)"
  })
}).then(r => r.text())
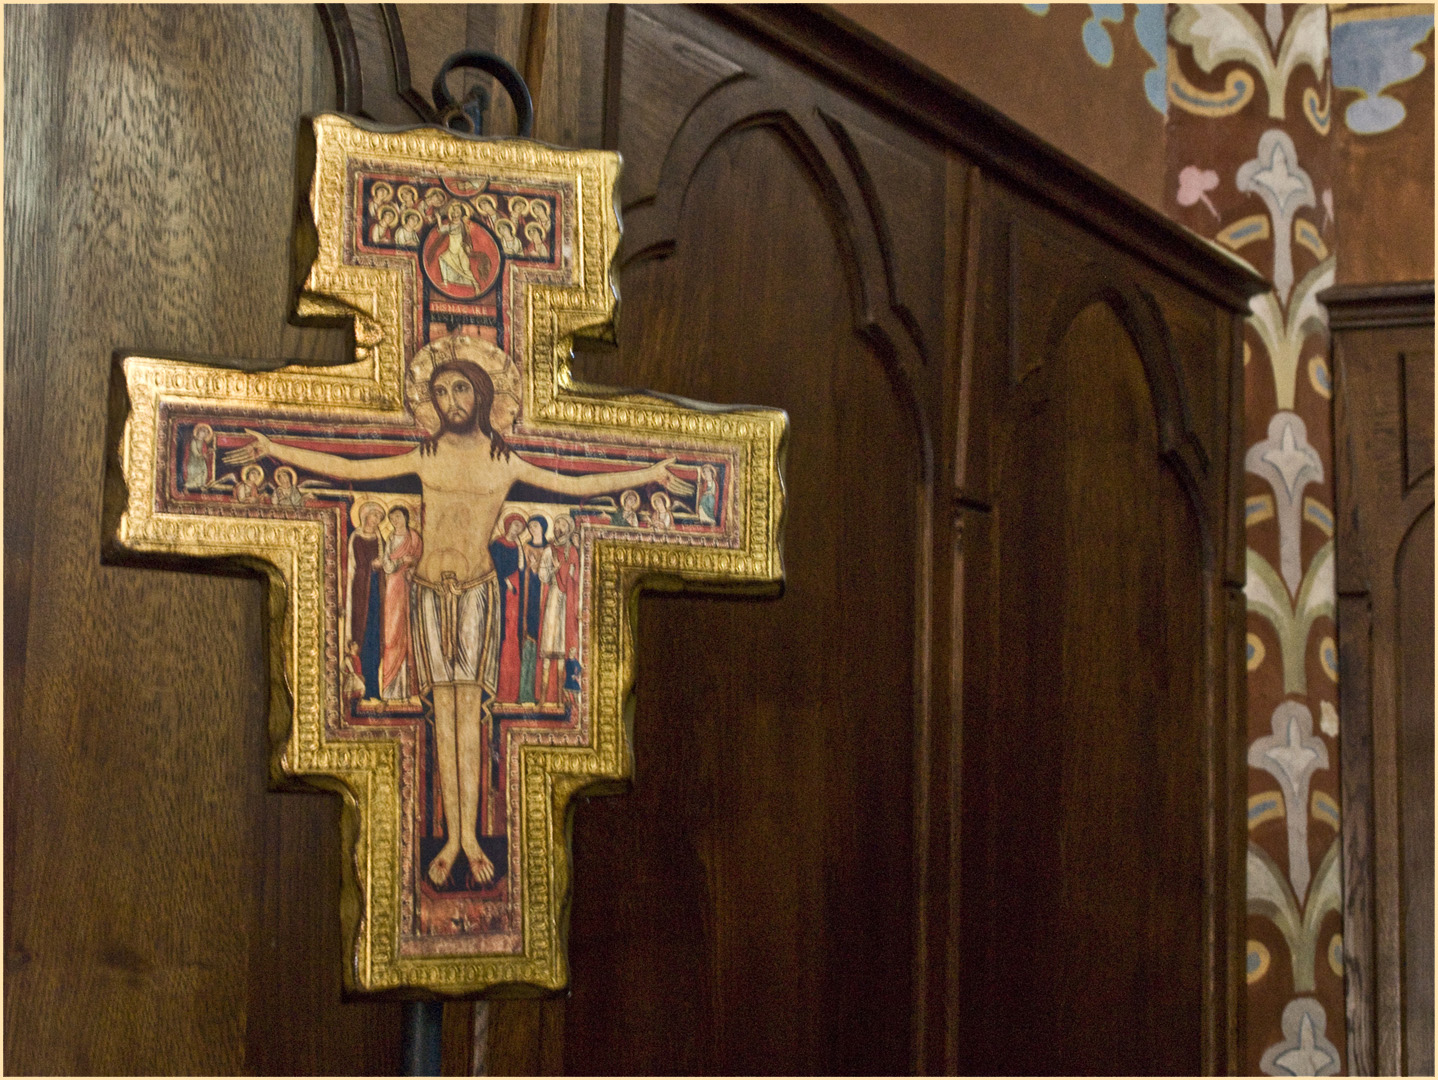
top-left (380, 505), bottom-right (422, 701)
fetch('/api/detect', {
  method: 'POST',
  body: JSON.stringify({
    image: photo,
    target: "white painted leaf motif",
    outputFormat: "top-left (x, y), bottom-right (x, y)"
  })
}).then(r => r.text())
top-left (1249, 257), bottom-right (1334, 410)
top-left (1237, 130), bottom-right (1316, 304)
top-left (1246, 541), bottom-right (1334, 694)
top-left (1247, 838), bottom-right (1342, 994)
top-left (1249, 701), bottom-right (1329, 901)
top-left (1173, 3), bottom-right (1329, 119)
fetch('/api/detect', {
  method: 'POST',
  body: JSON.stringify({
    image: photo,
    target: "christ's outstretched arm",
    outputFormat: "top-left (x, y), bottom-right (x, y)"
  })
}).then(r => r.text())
top-left (510, 455), bottom-right (695, 499)
top-left (225, 428), bottom-right (421, 482)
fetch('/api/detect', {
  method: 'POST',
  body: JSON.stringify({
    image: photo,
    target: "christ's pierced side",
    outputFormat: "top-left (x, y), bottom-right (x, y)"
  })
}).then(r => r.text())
top-left (109, 115), bottom-right (786, 994)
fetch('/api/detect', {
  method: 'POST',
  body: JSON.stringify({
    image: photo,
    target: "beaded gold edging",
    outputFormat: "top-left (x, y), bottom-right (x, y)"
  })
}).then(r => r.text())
top-left (112, 115), bottom-right (786, 994)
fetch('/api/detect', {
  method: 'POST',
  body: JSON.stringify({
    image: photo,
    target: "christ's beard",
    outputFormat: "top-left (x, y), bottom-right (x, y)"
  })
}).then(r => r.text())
top-left (439, 406), bottom-right (479, 436)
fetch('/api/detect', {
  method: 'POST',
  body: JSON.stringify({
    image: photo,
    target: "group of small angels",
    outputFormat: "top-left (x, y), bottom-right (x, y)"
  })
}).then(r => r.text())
top-left (226, 462), bottom-right (314, 507)
top-left (367, 180), bottom-right (553, 259)
top-left (607, 488), bottom-right (678, 530)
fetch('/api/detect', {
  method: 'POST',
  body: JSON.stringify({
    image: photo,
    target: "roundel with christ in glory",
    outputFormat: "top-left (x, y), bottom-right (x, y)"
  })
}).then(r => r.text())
top-left (422, 202), bottom-right (502, 299)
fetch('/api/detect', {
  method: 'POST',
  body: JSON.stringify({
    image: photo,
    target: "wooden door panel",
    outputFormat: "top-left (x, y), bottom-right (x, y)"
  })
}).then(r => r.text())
top-left (564, 32), bottom-right (932, 1068)
top-left (5, 6), bottom-right (1261, 1074)
top-left (956, 181), bottom-right (1237, 1075)
top-left (1328, 292), bottom-right (1435, 1075)
top-left (1397, 506), bottom-right (1433, 1073)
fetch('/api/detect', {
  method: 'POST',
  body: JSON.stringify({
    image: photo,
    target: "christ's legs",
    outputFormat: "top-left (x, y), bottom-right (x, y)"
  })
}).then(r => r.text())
top-left (427, 684), bottom-right (462, 886)
top-left (455, 683), bottom-right (494, 884)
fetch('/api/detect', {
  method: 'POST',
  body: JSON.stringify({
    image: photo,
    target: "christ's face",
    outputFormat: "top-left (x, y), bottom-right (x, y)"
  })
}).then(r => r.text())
top-left (432, 371), bottom-right (476, 431)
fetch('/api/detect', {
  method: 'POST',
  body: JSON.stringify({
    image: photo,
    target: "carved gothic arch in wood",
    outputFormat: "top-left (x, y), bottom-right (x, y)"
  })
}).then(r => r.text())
top-left (618, 76), bottom-right (934, 485)
top-left (1035, 276), bottom-right (1216, 570)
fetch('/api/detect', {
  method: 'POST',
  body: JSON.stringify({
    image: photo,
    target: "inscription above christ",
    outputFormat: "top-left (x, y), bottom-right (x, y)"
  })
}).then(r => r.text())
top-left (113, 116), bottom-right (783, 991)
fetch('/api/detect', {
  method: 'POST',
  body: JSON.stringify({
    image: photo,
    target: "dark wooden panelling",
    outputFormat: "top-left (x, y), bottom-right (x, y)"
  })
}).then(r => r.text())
top-left (1397, 507), bottom-right (1434, 1076)
top-left (2, 6), bottom-right (398, 1075)
top-left (954, 177), bottom-right (1243, 1075)
top-left (1326, 282), bottom-right (1435, 1077)
top-left (5, 5), bottom-right (1264, 1075)
top-left (564, 18), bottom-right (930, 1063)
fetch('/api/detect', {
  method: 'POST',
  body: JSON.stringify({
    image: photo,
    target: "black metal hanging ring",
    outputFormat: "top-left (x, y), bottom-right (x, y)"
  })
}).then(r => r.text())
top-left (432, 51), bottom-right (533, 138)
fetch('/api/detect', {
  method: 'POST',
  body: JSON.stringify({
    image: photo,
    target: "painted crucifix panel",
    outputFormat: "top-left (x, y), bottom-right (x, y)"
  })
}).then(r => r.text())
top-left (110, 115), bottom-right (785, 994)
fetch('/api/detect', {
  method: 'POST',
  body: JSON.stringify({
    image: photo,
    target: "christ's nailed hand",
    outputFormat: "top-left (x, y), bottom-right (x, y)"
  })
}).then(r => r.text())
top-left (655, 458), bottom-right (696, 497)
top-left (224, 429), bottom-right (274, 464)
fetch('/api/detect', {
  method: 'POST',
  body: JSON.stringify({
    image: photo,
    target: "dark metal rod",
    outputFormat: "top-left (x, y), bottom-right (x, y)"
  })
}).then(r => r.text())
top-left (401, 1000), bottom-right (445, 1076)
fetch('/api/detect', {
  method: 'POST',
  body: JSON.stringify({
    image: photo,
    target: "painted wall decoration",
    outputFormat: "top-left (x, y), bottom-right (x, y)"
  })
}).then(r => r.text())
top-left (839, 4), bottom-right (1434, 1071)
top-left (1331, 4), bottom-right (1434, 133)
top-left (1025, 1), bottom-right (1170, 112)
top-left (1167, 4), bottom-right (1347, 1072)
top-left (108, 115), bottom-right (786, 994)
top-left (1329, 3), bottom-right (1434, 284)
top-left (836, 2), bottom-right (1171, 207)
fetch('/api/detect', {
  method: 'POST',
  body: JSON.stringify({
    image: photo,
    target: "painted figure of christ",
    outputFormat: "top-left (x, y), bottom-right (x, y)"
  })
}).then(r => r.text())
top-left (227, 358), bottom-right (688, 888)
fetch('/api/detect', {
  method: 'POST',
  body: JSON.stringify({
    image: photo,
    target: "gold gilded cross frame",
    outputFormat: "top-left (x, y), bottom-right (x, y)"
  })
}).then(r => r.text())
top-left (107, 115), bottom-right (786, 995)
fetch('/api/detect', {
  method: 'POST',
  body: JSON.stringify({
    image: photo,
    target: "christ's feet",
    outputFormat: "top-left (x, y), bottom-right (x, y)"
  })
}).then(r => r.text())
top-left (427, 842), bottom-right (460, 886)
top-left (463, 841), bottom-right (495, 888)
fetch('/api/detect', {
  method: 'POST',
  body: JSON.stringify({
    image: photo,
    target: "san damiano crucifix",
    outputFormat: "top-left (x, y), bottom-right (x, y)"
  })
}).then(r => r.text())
top-left (109, 115), bottom-right (785, 995)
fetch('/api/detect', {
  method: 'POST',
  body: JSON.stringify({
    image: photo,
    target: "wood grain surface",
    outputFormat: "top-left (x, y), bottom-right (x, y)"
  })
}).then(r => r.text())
top-left (1328, 284), bottom-right (1435, 1077)
top-left (6, 4), bottom-right (1264, 1074)
top-left (3, 6), bottom-right (397, 1074)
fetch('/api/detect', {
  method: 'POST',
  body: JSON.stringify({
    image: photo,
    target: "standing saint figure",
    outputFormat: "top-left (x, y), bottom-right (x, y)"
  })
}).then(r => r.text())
top-left (371, 205), bottom-right (399, 245)
top-left (395, 210), bottom-right (422, 248)
top-left (524, 221), bottom-right (549, 259)
top-left (517, 516), bottom-right (554, 705)
top-left (349, 502), bottom-right (386, 702)
top-left (184, 424), bottom-right (215, 491)
top-left (494, 218), bottom-right (523, 256)
top-left (341, 641), bottom-right (366, 699)
top-left (234, 464), bottom-right (266, 503)
top-left (489, 512), bottom-right (526, 703)
top-left (270, 465), bottom-right (304, 508)
top-left (367, 180), bottom-right (393, 221)
top-left (612, 489), bottom-right (642, 528)
top-left (380, 505), bottom-right (422, 701)
top-left (539, 514), bottom-right (579, 705)
top-left (226, 358), bottom-right (691, 889)
top-left (697, 463), bottom-right (719, 524)
top-left (421, 187), bottom-right (448, 223)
